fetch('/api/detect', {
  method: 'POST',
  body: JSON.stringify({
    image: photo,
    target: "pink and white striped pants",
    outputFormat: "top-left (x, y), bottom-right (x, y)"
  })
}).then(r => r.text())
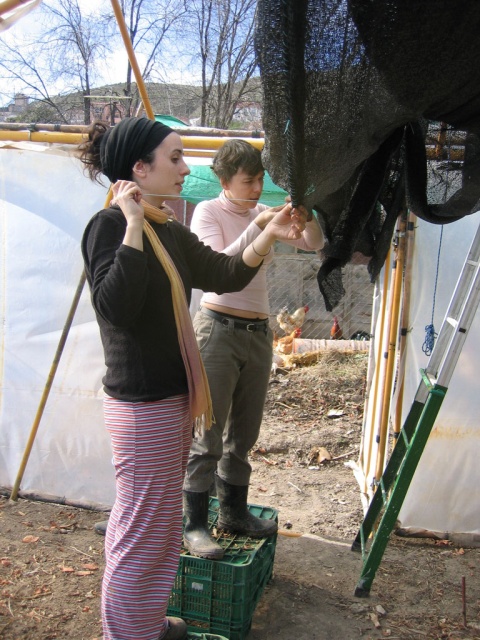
top-left (101, 394), bottom-right (191, 640)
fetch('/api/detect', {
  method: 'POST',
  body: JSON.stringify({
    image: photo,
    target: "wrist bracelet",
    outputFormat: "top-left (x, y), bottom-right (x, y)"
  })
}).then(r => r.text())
top-left (252, 241), bottom-right (271, 257)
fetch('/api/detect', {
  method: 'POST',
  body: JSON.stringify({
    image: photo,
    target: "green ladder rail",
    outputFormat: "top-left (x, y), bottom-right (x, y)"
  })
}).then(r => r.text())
top-left (352, 219), bottom-right (480, 597)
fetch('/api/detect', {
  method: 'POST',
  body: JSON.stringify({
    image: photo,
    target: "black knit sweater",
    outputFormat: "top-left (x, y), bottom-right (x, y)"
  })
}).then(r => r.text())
top-left (81, 206), bottom-right (260, 401)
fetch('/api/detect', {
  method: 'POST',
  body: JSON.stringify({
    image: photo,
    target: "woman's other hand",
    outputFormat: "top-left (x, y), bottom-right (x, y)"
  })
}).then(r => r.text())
top-left (254, 204), bottom-right (285, 229)
top-left (266, 203), bottom-right (306, 241)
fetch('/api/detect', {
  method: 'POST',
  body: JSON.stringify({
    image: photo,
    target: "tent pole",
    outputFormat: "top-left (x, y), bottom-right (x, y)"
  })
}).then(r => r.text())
top-left (0, 0), bottom-right (35, 19)
top-left (109, 0), bottom-right (155, 120)
top-left (10, 270), bottom-right (87, 501)
top-left (393, 212), bottom-right (416, 434)
top-left (374, 216), bottom-right (407, 481)
top-left (9, 178), bottom-right (113, 503)
top-left (359, 245), bottom-right (392, 496)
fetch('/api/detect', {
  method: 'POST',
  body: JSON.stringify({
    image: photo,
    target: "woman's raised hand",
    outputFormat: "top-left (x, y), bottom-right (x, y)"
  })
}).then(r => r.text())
top-left (111, 181), bottom-right (144, 226)
top-left (111, 181), bottom-right (145, 251)
top-left (265, 203), bottom-right (307, 241)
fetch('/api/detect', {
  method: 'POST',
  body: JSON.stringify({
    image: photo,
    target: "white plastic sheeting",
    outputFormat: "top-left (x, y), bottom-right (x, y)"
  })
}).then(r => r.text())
top-left (399, 212), bottom-right (480, 536)
top-left (358, 210), bottom-right (480, 537)
top-left (2, 143), bottom-right (479, 533)
top-left (0, 143), bottom-right (115, 507)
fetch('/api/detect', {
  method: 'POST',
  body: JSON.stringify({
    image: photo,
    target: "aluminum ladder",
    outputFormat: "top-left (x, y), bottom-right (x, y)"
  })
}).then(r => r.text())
top-left (352, 219), bottom-right (480, 597)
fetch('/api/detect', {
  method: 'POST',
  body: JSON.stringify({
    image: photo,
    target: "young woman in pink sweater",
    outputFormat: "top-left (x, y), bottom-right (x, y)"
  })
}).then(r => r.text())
top-left (184, 139), bottom-right (325, 559)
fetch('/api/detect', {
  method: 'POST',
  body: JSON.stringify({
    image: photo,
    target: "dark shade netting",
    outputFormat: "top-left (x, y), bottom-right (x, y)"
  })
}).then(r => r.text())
top-left (255, 0), bottom-right (480, 310)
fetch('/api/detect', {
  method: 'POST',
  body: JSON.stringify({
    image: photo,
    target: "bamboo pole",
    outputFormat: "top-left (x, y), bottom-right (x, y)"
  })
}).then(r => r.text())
top-left (1, 124), bottom-right (460, 158)
top-left (109, 0), bottom-right (154, 120)
top-left (182, 136), bottom-right (263, 151)
top-left (0, 130), bottom-right (264, 155)
top-left (360, 246), bottom-right (392, 494)
top-left (374, 217), bottom-right (407, 481)
top-left (0, 0), bottom-right (33, 18)
top-left (0, 130), bottom-right (86, 144)
top-left (10, 270), bottom-right (87, 501)
top-left (393, 212), bottom-right (416, 435)
top-left (0, 122), bottom-right (264, 138)
top-left (0, 123), bottom-right (92, 133)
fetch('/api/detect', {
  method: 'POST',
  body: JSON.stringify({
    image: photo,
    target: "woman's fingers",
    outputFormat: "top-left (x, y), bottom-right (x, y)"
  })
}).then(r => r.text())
top-left (112, 181), bottom-right (142, 203)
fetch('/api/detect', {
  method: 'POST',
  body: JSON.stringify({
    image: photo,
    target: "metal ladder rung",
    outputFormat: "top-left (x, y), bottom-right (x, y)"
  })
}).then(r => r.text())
top-left (352, 218), bottom-right (480, 597)
top-left (401, 429), bottom-right (410, 447)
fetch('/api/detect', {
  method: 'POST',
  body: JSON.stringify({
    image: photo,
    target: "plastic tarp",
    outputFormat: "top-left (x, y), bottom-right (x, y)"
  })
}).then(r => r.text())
top-left (255, 0), bottom-right (480, 311)
top-left (155, 114), bottom-right (189, 128)
top-left (181, 165), bottom-right (287, 206)
top-left (4, 142), bottom-right (478, 534)
top-left (0, 142), bottom-right (114, 506)
top-left (398, 212), bottom-right (480, 537)
top-left (359, 210), bottom-right (480, 538)
top-left (0, 142), bottom-right (286, 506)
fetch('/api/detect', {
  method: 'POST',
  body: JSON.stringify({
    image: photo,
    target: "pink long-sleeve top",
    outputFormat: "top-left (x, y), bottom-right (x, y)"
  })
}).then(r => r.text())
top-left (191, 191), bottom-right (324, 316)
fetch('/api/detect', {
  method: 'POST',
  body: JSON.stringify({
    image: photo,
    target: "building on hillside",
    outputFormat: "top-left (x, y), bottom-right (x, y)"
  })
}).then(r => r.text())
top-left (233, 101), bottom-right (263, 130)
top-left (67, 96), bottom-right (129, 125)
top-left (0, 93), bottom-right (30, 122)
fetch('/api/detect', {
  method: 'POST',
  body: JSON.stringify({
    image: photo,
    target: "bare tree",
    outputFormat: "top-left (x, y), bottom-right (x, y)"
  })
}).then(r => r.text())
top-left (104, 0), bottom-right (188, 115)
top-left (184, 0), bottom-right (258, 129)
top-left (0, 38), bottom-right (71, 123)
top-left (0, 0), bottom-right (108, 124)
top-left (0, 0), bottom-right (186, 123)
top-left (44, 0), bottom-right (111, 124)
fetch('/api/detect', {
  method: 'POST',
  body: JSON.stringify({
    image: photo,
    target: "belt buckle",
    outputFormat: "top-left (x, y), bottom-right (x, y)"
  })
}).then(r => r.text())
top-left (246, 323), bottom-right (256, 332)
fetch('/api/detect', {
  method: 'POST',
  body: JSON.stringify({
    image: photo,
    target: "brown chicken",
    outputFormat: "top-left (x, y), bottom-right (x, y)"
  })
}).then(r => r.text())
top-left (330, 316), bottom-right (343, 340)
top-left (273, 327), bottom-right (302, 354)
top-left (276, 305), bottom-right (309, 334)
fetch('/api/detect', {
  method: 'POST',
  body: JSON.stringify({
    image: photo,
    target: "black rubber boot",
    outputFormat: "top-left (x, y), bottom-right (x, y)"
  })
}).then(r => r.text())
top-left (183, 490), bottom-right (225, 560)
top-left (215, 474), bottom-right (278, 538)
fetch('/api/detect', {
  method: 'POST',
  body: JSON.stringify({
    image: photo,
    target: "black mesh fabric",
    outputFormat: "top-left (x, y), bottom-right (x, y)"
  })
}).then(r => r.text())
top-left (255, 0), bottom-right (480, 309)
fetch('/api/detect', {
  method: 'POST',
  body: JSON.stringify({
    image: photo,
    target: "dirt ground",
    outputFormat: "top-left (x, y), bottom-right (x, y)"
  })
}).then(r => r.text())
top-left (1, 351), bottom-right (479, 640)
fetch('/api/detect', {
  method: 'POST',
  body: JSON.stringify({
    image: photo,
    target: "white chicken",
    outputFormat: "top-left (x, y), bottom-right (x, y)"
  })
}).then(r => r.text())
top-left (276, 305), bottom-right (309, 334)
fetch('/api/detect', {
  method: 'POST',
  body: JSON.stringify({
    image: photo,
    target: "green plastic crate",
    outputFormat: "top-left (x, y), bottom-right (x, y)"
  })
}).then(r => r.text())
top-left (187, 634), bottom-right (228, 640)
top-left (168, 498), bottom-right (277, 640)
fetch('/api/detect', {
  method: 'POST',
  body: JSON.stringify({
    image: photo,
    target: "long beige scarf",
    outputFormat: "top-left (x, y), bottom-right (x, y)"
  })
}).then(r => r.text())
top-left (141, 199), bottom-right (213, 432)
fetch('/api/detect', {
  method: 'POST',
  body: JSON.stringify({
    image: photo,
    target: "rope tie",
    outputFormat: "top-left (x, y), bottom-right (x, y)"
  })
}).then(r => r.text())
top-left (422, 225), bottom-right (444, 356)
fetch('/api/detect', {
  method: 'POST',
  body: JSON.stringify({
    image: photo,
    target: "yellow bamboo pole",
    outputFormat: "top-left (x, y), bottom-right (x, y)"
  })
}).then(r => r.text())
top-left (182, 136), bottom-right (263, 150)
top-left (10, 270), bottom-right (87, 501)
top-left (374, 217), bottom-right (407, 481)
top-left (360, 245), bottom-right (392, 493)
top-left (9, 186), bottom-right (112, 501)
top-left (393, 212), bottom-right (416, 435)
top-left (109, 0), bottom-right (154, 120)
top-left (0, 122), bottom-right (264, 138)
top-left (0, 131), bottom-right (86, 144)
top-left (0, 0), bottom-right (33, 18)
top-left (0, 131), bottom-right (263, 155)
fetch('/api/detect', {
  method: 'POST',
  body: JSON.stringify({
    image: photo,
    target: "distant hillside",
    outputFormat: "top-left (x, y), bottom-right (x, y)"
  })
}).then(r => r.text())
top-left (67, 77), bottom-right (264, 125)
top-left (101, 78), bottom-right (261, 121)
top-left (1, 77), bottom-right (264, 127)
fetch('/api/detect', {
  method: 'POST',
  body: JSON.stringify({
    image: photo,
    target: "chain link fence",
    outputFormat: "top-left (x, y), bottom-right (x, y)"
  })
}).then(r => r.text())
top-left (177, 199), bottom-right (375, 340)
top-left (267, 245), bottom-right (375, 341)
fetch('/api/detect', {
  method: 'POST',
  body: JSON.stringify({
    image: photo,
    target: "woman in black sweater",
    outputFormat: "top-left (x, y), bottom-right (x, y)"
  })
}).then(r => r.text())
top-left (79, 116), bottom-right (305, 640)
